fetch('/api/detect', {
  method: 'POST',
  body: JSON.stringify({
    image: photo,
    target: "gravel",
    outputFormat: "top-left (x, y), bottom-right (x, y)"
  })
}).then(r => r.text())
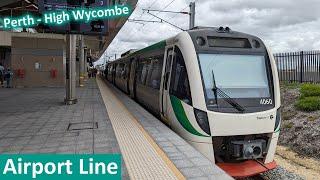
top-left (242, 166), bottom-right (303, 180)
top-left (260, 166), bottom-right (303, 180)
top-left (279, 85), bottom-right (320, 160)
top-left (241, 84), bottom-right (314, 180)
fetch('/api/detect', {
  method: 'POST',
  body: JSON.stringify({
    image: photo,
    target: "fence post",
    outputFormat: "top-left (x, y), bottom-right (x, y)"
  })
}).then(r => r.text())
top-left (300, 51), bottom-right (304, 83)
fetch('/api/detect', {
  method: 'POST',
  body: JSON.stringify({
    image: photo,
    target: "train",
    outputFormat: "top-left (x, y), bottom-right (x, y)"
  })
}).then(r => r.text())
top-left (103, 27), bottom-right (281, 178)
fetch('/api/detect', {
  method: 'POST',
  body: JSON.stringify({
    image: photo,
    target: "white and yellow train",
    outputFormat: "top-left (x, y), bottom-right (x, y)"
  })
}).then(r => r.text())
top-left (104, 27), bottom-right (281, 178)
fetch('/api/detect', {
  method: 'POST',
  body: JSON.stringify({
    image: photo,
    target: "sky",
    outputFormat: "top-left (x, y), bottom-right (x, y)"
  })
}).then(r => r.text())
top-left (96, 0), bottom-right (320, 64)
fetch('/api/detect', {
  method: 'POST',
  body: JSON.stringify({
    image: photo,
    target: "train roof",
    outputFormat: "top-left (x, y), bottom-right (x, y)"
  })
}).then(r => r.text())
top-left (187, 26), bottom-right (260, 38)
top-left (107, 27), bottom-right (265, 65)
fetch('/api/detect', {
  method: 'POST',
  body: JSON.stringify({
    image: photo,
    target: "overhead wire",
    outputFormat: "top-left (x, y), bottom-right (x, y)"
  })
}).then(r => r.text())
top-left (108, 0), bottom-right (161, 59)
top-left (109, 0), bottom-right (182, 59)
top-left (121, 0), bottom-right (178, 49)
top-left (135, 0), bottom-right (177, 32)
top-left (140, 1), bottom-right (188, 38)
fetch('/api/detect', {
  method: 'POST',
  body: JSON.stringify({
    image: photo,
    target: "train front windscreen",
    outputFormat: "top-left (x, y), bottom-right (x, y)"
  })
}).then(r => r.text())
top-left (198, 53), bottom-right (274, 113)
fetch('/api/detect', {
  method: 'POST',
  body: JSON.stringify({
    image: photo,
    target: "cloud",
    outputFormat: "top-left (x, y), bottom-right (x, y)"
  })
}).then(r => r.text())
top-left (97, 0), bottom-right (320, 64)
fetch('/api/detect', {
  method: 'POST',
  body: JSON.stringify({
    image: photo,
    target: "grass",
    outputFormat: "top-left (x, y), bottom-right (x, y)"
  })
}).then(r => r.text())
top-left (281, 82), bottom-right (301, 89)
top-left (300, 84), bottom-right (320, 97)
top-left (293, 83), bottom-right (320, 112)
top-left (295, 96), bottom-right (320, 111)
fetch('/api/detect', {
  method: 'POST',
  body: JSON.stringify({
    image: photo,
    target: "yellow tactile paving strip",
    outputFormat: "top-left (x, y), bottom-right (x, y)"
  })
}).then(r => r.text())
top-left (96, 78), bottom-right (185, 180)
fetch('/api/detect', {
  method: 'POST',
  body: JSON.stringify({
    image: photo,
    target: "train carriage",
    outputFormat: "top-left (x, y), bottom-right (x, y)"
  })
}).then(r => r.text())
top-left (105, 27), bottom-right (281, 178)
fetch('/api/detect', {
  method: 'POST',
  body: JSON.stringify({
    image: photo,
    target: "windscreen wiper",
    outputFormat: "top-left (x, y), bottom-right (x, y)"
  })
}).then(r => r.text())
top-left (211, 70), bottom-right (245, 112)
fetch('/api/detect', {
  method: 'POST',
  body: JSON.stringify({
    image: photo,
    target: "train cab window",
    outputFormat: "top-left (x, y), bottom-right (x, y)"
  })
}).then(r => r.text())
top-left (169, 47), bottom-right (192, 105)
top-left (146, 57), bottom-right (163, 89)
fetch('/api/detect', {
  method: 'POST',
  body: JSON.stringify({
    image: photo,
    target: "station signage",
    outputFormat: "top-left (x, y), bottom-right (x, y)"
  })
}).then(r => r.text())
top-left (0, 154), bottom-right (121, 180)
top-left (0, 0), bottom-right (132, 36)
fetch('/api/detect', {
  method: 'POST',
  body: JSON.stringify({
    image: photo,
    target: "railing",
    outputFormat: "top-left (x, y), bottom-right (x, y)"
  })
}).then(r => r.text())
top-left (274, 51), bottom-right (320, 83)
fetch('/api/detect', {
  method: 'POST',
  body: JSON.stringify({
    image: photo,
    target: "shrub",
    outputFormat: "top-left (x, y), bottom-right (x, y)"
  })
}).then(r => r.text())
top-left (295, 96), bottom-right (320, 112)
top-left (300, 84), bottom-right (320, 97)
top-left (282, 110), bottom-right (298, 120)
top-left (283, 122), bottom-right (294, 129)
top-left (307, 116), bottom-right (318, 122)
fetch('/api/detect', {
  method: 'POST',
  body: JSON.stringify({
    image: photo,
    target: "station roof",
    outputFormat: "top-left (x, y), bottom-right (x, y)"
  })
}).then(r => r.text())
top-left (0, 0), bottom-right (137, 62)
top-left (0, 0), bottom-right (38, 16)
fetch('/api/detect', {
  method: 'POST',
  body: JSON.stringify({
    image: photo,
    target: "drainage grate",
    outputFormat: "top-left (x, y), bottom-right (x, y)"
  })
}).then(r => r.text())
top-left (67, 122), bottom-right (98, 131)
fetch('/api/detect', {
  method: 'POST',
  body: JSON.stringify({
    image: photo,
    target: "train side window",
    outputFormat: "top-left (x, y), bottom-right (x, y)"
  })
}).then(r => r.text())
top-left (136, 60), bottom-right (150, 85)
top-left (121, 64), bottom-right (127, 79)
top-left (136, 61), bottom-right (143, 84)
top-left (108, 66), bottom-right (112, 75)
top-left (125, 63), bottom-right (130, 79)
top-left (116, 64), bottom-right (121, 77)
top-left (146, 57), bottom-right (163, 89)
top-left (141, 61), bottom-right (150, 85)
top-left (114, 64), bottom-right (117, 76)
top-left (169, 47), bottom-right (192, 105)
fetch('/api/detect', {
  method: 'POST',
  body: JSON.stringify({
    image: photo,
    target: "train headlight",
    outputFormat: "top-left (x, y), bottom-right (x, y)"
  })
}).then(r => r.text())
top-left (194, 108), bottom-right (211, 135)
top-left (274, 108), bottom-right (281, 131)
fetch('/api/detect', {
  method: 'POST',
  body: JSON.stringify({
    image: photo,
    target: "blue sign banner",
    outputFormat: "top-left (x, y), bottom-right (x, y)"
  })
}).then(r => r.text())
top-left (0, 154), bottom-right (121, 180)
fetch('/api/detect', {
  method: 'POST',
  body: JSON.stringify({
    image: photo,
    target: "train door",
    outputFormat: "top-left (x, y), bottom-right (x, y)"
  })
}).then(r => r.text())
top-left (160, 47), bottom-right (174, 125)
top-left (129, 58), bottom-right (136, 98)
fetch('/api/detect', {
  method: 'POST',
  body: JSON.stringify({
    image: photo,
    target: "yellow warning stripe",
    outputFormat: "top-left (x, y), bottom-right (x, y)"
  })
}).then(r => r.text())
top-left (127, 111), bottom-right (185, 180)
top-left (97, 77), bottom-right (185, 180)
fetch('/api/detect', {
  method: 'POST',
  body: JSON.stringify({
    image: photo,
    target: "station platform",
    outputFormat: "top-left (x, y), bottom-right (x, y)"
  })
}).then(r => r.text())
top-left (0, 78), bottom-right (232, 180)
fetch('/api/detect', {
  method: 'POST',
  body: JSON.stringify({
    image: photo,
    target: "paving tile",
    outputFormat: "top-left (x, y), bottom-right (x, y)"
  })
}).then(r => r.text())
top-left (162, 146), bottom-right (179, 153)
top-left (189, 157), bottom-right (212, 166)
top-left (180, 167), bottom-right (205, 177)
top-left (172, 159), bottom-right (194, 168)
top-left (107, 80), bottom-right (233, 180)
top-left (0, 80), bottom-right (128, 179)
top-left (0, 79), bottom-right (231, 180)
top-left (189, 177), bottom-right (209, 180)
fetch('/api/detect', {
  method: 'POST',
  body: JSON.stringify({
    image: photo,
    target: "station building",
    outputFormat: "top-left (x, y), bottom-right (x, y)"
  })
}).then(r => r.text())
top-left (0, 31), bottom-right (65, 87)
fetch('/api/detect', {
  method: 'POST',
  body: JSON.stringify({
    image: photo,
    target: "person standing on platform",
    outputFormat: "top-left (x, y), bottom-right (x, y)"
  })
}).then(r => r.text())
top-left (0, 63), bottom-right (4, 87)
top-left (94, 68), bottom-right (98, 78)
top-left (4, 68), bottom-right (13, 88)
top-left (88, 68), bottom-right (92, 78)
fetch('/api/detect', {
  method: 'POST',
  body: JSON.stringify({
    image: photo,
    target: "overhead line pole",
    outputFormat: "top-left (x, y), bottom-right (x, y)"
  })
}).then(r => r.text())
top-left (189, 2), bottom-right (195, 29)
top-left (139, 2), bottom-right (196, 31)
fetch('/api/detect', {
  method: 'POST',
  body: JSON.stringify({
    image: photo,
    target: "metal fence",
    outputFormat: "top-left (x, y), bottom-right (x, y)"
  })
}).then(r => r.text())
top-left (274, 51), bottom-right (320, 83)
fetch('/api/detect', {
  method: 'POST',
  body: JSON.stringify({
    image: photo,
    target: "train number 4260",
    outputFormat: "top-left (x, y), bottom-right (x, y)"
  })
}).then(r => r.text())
top-left (260, 99), bottom-right (273, 105)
